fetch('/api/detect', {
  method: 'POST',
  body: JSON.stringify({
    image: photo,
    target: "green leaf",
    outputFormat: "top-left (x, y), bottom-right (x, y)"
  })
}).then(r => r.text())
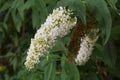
top-left (50, 63), bottom-right (56, 80)
top-left (44, 0), bottom-right (56, 12)
top-left (37, 54), bottom-right (59, 71)
top-left (32, 9), bottom-right (40, 29)
top-left (89, 73), bottom-right (99, 80)
top-left (10, 0), bottom-right (25, 20)
top-left (61, 54), bottom-right (68, 80)
top-left (65, 62), bottom-right (80, 80)
top-left (0, 32), bottom-right (3, 44)
top-left (94, 43), bottom-right (113, 67)
top-left (3, 9), bottom-right (11, 23)
top-left (108, 67), bottom-right (120, 78)
top-left (69, 0), bottom-right (86, 25)
top-left (61, 55), bottom-right (80, 80)
top-left (107, 0), bottom-right (118, 14)
top-left (4, 74), bottom-right (10, 80)
top-left (111, 25), bottom-right (120, 40)
top-left (57, 0), bottom-right (73, 7)
top-left (11, 0), bottom-right (20, 9)
top-left (86, 0), bottom-right (112, 45)
top-left (61, 70), bottom-right (68, 80)
top-left (31, 0), bottom-right (48, 29)
top-left (36, 0), bottom-right (48, 25)
top-left (23, 0), bottom-right (34, 9)
top-left (10, 57), bottom-right (17, 71)
top-left (50, 39), bottom-right (66, 53)
top-left (0, 24), bottom-right (3, 44)
top-left (11, 10), bottom-right (22, 32)
top-left (0, 1), bottom-right (12, 12)
top-left (17, 0), bottom-right (24, 20)
top-left (57, 0), bottom-right (86, 24)
top-left (44, 62), bottom-right (56, 80)
top-left (38, 58), bottom-right (49, 70)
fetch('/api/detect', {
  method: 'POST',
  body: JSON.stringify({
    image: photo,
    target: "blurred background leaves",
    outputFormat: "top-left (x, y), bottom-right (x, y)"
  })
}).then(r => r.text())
top-left (0, 0), bottom-right (120, 80)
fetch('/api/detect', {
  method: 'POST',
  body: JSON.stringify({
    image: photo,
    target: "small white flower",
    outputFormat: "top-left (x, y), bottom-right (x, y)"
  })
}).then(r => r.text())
top-left (24, 7), bottom-right (77, 70)
top-left (75, 29), bottom-right (99, 65)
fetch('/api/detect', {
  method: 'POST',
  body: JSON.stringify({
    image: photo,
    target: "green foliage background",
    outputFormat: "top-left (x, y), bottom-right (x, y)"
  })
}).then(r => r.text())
top-left (0, 0), bottom-right (120, 80)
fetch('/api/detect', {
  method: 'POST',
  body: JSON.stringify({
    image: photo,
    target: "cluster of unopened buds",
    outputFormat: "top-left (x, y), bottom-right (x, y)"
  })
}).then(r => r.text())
top-left (24, 6), bottom-right (99, 70)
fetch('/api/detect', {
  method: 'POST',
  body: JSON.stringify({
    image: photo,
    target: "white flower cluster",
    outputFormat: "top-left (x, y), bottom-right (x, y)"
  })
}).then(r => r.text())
top-left (75, 29), bottom-right (99, 65)
top-left (24, 7), bottom-right (77, 70)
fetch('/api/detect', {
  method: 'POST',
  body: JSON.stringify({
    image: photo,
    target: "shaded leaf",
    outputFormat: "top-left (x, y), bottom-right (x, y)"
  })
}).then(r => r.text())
top-left (36, 0), bottom-right (48, 25)
top-left (0, 1), bottom-right (12, 12)
top-left (94, 43), bottom-right (113, 67)
top-left (17, 0), bottom-right (24, 20)
top-left (57, 0), bottom-right (73, 7)
top-left (107, 67), bottom-right (120, 78)
top-left (11, 10), bottom-right (22, 32)
top-left (32, 9), bottom-right (40, 29)
top-left (57, 0), bottom-right (86, 24)
top-left (111, 25), bottom-right (120, 40)
top-left (68, 0), bottom-right (86, 25)
top-left (10, 57), bottom-right (17, 71)
top-left (86, 0), bottom-right (112, 45)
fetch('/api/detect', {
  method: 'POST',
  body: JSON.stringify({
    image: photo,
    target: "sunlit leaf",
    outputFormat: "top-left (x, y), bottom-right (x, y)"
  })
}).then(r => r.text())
top-left (23, 0), bottom-right (34, 9)
top-left (44, 62), bottom-right (56, 80)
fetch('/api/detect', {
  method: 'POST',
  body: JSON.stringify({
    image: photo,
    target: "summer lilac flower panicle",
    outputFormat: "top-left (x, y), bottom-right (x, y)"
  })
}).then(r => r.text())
top-left (24, 7), bottom-right (77, 70)
top-left (75, 29), bottom-right (99, 65)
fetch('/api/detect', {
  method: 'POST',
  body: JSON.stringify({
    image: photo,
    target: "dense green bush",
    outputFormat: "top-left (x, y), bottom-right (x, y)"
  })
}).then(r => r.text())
top-left (0, 0), bottom-right (120, 80)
